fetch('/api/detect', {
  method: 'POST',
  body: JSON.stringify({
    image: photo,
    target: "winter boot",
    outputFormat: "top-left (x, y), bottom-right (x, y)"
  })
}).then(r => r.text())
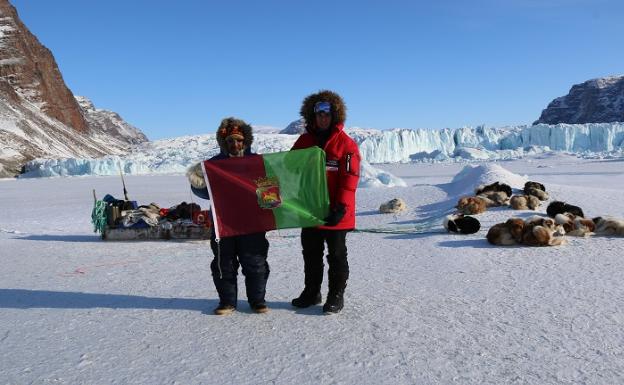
top-left (322, 291), bottom-right (344, 314)
top-left (214, 303), bottom-right (236, 316)
top-left (291, 288), bottom-right (322, 308)
top-left (250, 302), bottom-right (270, 314)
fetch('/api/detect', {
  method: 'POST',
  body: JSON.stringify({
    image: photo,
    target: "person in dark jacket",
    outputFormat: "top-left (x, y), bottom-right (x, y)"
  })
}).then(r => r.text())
top-left (291, 90), bottom-right (361, 314)
top-left (187, 117), bottom-right (270, 316)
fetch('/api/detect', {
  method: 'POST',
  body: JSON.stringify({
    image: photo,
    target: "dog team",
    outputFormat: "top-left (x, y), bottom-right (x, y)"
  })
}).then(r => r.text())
top-left (444, 180), bottom-right (624, 246)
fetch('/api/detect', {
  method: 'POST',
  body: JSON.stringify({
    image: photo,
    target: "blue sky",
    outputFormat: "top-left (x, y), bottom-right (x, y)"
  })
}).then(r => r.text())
top-left (11, 0), bottom-right (624, 140)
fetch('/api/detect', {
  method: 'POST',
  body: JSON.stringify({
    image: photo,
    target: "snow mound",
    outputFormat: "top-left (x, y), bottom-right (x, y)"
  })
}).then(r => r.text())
top-left (446, 163), bottom-right (528, 197)
top-left (359, 160), bottom-right (407, 188)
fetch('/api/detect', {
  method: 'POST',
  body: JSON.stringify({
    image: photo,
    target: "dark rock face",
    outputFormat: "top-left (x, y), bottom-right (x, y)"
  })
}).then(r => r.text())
top-left (0, 0), bottom-right (88, 132)
top-left (0, 0), bottom-right (148, 178)
top-left (76, 96), bottom-right (148, 145)
top-left (280, 118), bottom-right (306, 134)
top-left (535, 76), bottom-right (624, 125)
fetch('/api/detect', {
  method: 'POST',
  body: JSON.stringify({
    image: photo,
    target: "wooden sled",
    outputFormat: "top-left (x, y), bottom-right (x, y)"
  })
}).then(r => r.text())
top-left (102, 222), bottom-right (211, 241)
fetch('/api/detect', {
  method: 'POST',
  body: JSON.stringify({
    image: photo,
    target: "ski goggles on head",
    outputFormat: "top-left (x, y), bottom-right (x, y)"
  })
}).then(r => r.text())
top-left (314, 101), bottom-right (331, 114)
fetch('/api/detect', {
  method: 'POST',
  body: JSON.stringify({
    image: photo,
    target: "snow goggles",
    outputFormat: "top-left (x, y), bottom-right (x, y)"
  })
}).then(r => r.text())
top-left (314, 101), bottom-right (331, 114)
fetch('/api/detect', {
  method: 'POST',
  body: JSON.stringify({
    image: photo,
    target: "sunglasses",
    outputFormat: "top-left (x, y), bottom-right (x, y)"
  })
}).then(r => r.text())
top-left (314, 101), bottom-right (331, 114)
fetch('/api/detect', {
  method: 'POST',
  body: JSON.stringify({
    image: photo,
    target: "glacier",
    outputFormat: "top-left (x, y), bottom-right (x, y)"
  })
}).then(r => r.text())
top-left (352, 122), bottom-right (624, 163)
top-left (19, 122), bottom-right (624, 183)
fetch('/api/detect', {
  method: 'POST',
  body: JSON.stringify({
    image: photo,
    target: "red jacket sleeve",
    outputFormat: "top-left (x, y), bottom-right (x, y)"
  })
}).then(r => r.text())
top-left (335, 141), bottom-right (361, 209)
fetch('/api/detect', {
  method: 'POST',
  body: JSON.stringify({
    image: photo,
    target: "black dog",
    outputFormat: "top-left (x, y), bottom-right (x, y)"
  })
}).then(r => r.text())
top-left (444, 214), bottom-right (481, 234)
top-left (546, 201), bottom-right (585, 218)
top-left (475, 181), bottom-right (513, 198)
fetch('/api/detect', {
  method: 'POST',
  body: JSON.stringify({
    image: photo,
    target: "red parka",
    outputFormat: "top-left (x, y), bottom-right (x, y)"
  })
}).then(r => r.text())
top-left (292, 123), bottom-right (361, 230)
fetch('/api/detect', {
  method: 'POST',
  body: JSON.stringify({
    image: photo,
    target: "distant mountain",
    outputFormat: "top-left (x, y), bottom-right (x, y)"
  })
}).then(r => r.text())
top-left (0, 0), bottom-right (147, 177)
top-left (280, 118), bottom-right (305, 134)
top-left (76, 96), bottom-right (147, 145)
top-left (535, 75), bottom-right (624, 125)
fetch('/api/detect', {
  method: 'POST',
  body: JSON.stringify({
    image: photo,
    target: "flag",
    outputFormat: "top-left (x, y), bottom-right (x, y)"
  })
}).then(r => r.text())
top-left (202, 147), bottom-right (330, 238)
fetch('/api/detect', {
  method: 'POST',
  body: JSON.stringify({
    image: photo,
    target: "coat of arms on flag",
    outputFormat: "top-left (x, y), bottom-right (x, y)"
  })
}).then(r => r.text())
top-left (255, 177), bottom-right (282, 209)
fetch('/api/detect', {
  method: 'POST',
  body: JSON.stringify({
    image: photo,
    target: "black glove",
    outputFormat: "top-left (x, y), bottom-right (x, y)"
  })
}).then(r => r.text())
top-left (324, 204), bottom-right (346, 226)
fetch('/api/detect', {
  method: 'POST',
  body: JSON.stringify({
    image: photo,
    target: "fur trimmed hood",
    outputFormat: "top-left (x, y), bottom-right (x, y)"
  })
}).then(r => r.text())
top-left (300, 90), bottom-right (347, 132)
top-left (215, 117), bottom-right (254, 154)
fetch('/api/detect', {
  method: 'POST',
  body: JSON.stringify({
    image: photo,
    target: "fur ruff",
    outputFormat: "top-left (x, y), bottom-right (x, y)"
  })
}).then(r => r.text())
top-left (215, 117), bottom-right (254, 154)
top-left (186, 162), bottom-right (206, 189)
top-left (300, 90), bottom-right (347, 131)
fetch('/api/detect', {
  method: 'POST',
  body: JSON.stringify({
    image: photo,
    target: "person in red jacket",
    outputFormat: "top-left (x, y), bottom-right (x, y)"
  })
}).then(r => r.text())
top-left (291, 90), bottom-right (361, 314)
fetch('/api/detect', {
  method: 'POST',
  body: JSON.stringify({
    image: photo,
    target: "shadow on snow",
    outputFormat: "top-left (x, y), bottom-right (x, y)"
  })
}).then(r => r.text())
top-left (0, 289), bottom-right (320, 316)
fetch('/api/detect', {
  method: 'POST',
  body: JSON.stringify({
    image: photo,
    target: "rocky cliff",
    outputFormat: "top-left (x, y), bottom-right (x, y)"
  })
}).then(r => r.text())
top-left (280, 118), bottom-right (305, 134)
top-left (535, 76), bottom-right (624, 125)
top-left (0, 0), bottom-right (148, 177)
top-left (0, 0), bottom-right (88, 131)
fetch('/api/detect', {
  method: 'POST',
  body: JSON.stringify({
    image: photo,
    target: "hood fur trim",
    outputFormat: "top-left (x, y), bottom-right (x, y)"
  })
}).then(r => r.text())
top-left (215, 117), bottom-right (254, 154)
top-left (300, 90), bottom-right (347, 131)
top-left (186, 162), bottom-right (206, 189)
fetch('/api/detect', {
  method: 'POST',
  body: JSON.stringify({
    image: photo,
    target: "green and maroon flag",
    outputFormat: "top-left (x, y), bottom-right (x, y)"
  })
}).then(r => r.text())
top-left (202, 147), bottom-right (330, 239)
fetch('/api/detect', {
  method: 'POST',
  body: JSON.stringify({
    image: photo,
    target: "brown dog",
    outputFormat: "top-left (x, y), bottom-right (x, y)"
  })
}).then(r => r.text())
top-left (487, 218), bottom-right (525, 245)
top-left (510, 194), bottom-right (541, 210)
top-left (555, 213), bottom-right (595, 237)
top-left (456, 196), bottom-right (488, 215)
top-left (477, 191), bottom-right (510, 207)
top-left (521, 216), bottom-right (566, 246)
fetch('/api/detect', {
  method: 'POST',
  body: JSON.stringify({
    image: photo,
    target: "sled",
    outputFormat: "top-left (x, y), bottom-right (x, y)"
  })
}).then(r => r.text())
top-left (101, 222), bottom-right (211, 241)
top-left (92, 191), bottom-right (211, 241)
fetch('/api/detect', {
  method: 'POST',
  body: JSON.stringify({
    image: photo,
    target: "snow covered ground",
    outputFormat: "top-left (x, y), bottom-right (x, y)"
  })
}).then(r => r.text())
top-left (1, 153), bottom-right (624, 384)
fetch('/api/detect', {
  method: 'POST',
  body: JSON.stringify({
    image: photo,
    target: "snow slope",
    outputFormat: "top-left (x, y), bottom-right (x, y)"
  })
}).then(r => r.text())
top-left (1, 154), bottom-right (624, 384)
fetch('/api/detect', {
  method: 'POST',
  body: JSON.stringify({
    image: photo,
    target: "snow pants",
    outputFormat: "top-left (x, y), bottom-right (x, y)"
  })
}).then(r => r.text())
top-left (209, 232), bottom-right (270, 307)
top-left (300, 228), bottom-right (349, 294)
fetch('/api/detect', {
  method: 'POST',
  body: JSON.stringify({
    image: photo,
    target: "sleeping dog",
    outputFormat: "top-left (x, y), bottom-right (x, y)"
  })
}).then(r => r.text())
top-left (592, 217), bottom-right (624, 236)
top-left (456, 196), bottom-right (488, 215)
top-left (486, 218), bottom-right (525, 245)
top-left (510, 194), bottom-right (541, 210)
top-left (524, 181), bottom-right (545, 192)
top-left (524, 181), bottom-right (549, 201)
top-left (477, 191), bottom-right (510, 207)
top-left (521, 216), bottom-right (566, 246)
top-left (475, 181), bottom-right (513, 198)
top-left (554, 213), bottom-right (595, 237)
top-left (443, 214), bottom-right (481, 234)
top-left (546, 201), bottom-right (585, 218)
